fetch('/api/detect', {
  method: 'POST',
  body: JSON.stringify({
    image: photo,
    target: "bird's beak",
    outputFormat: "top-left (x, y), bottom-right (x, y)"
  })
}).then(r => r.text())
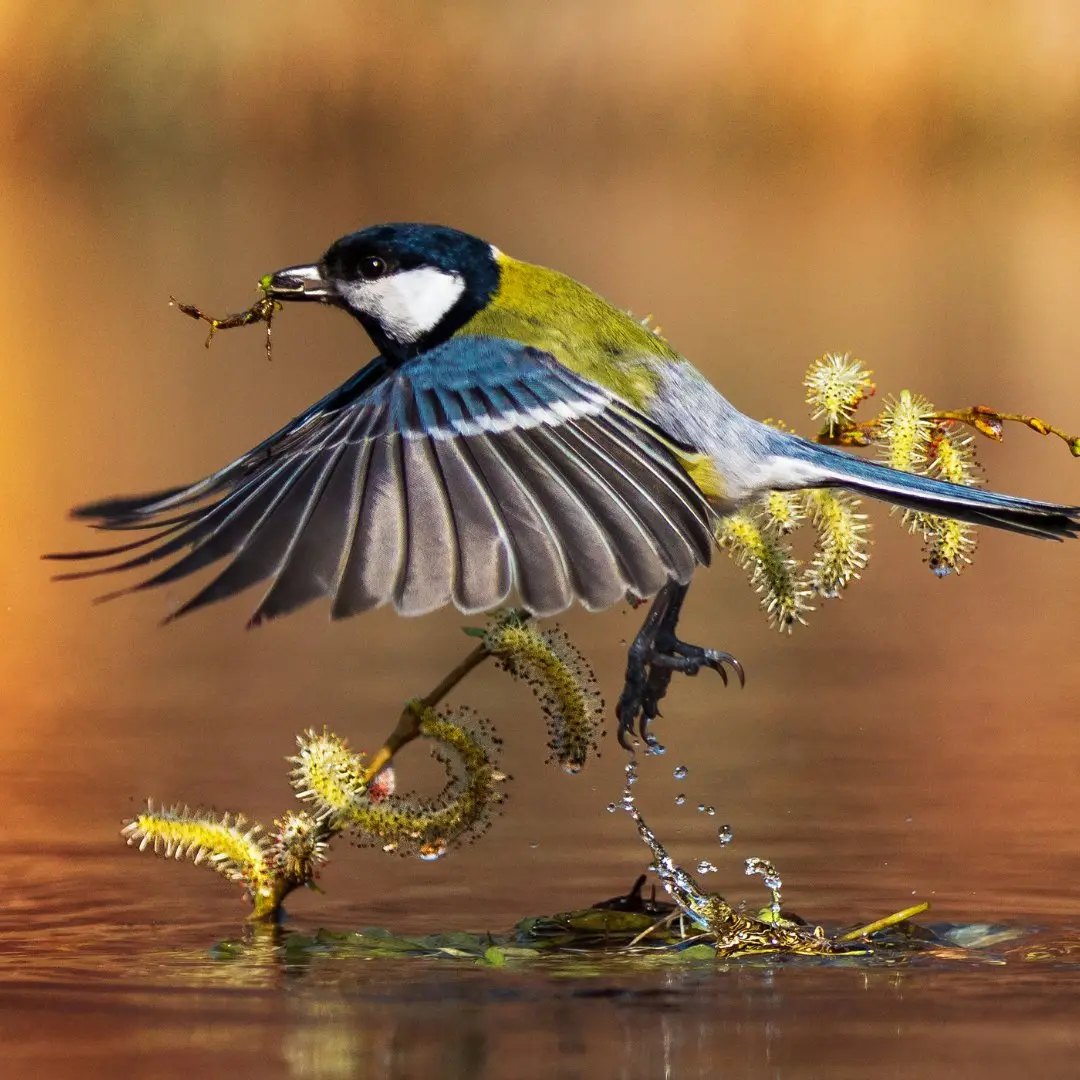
top-left (263, 263), bottom-right (339, 303)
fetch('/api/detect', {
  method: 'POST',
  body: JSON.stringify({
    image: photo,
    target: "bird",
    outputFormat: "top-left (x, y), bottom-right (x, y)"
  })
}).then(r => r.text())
top-left (49, 222), bottom-right (1080, 748)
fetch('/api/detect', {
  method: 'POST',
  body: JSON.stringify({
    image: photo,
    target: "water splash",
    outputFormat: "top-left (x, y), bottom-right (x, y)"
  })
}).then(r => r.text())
top-left (620, 760), bottom-right (639, 810)
top-left (625, 802), bottom-right (714, 931)
top-left (612, 789), bottom-right (832, 956)
top-left (745, 856), bottom-right (783, 917)
top-left (717, 824), bottom-right (734, 846)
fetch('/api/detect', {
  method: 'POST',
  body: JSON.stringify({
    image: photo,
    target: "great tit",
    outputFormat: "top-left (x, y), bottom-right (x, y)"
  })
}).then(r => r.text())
top-left (51, 223), bottom-right (1080, 743)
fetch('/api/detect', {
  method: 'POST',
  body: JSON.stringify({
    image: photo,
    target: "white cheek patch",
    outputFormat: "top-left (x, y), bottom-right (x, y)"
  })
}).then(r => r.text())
top-left (340, 267), bottom-right (466, 344)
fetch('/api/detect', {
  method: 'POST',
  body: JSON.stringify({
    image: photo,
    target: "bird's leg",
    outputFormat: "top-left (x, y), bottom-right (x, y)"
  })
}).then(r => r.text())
top-left (357, 641), bottom-right (492, 788)
top-left (615, 581), bottom-right (744, 749)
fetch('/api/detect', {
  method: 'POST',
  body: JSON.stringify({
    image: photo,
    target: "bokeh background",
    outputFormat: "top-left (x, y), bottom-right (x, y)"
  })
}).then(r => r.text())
top-left (3, 0), bottom-right (1080, 939)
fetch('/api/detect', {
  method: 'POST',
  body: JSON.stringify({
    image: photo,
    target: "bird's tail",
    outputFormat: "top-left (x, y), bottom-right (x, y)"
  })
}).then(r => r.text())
top-left (764, 431), bottom-right (1080, 540)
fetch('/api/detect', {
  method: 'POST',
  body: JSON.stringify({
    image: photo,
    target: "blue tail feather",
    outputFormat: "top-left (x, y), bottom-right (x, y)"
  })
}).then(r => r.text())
top-left (778, 435), bottom-right (1080, 541)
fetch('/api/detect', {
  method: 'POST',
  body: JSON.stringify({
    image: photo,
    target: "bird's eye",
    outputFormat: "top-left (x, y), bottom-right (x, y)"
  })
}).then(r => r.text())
top-left (357, 256), bottom-right (388, 281)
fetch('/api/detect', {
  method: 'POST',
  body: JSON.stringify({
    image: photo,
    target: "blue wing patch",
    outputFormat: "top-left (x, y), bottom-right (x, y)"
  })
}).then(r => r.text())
top-left (380, 337), bottom-right (611, 436)
top-left (49, 337), bottom-right (716, 623)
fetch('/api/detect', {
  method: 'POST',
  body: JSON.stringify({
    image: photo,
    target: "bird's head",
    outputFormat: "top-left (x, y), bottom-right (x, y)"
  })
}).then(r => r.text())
top-left (266, 223), bottom-right (500, 358)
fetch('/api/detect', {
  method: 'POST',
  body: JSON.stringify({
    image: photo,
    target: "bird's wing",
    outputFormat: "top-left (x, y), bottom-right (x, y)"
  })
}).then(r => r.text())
top-left (48, 337), bottom-right (716, 621)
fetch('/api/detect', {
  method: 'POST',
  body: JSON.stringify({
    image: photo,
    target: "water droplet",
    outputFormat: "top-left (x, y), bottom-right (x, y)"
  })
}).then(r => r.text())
top-left (696, 859), bottom-right (718, 874)
top-left (673, 765), bottom-right (688, 780)
top-left (704, 806), bottom-right (716, 816)
top-left (418, 841), bottom-right (447, 862)
top-left (697, 803), bottom-right (706, 813)
top-left (674, 793), bottom-right (686, 806)
top-left (644, 736), bottom-right (666, 757)
top-left (606, 802), bottom-right (618, 813)
top-left (717, 825), bottom-right (734, 845)
top-left (563, 762), bottom-right (583, 775)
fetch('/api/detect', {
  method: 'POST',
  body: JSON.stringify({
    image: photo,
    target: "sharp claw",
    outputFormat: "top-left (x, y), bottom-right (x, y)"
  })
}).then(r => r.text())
top-left (617, 582), bottom-right (747, 752)
top-left (713, 653), bottom-right (745, 687)
top-left (730, 656), bottom-right (746, 688)
top-left (699, 651), bottom-right (745, 688)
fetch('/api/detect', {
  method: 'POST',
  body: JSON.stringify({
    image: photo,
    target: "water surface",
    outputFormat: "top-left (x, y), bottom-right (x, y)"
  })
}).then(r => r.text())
top-left (3, 23), bottom-right (1080, 1074)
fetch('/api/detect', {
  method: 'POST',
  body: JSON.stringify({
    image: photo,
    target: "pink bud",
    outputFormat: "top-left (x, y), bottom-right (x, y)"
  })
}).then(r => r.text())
top-left (367, 766), bottom-right (396, 804)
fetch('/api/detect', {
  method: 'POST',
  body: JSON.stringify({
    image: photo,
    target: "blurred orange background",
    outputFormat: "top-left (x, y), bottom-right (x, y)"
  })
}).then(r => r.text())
top-left (1, 0), bottom-right (1079, 929)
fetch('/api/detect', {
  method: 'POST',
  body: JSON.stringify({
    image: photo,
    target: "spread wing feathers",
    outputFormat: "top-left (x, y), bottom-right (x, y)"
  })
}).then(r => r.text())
top-left (49, 338), bottom-right (716, 622)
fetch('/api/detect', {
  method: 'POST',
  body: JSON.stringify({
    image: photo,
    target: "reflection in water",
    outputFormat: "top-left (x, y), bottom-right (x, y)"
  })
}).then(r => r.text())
top-left (205, 941), bottom-right (1080, 1080)
top-left (6, 918), bottom-right (1070, 1080)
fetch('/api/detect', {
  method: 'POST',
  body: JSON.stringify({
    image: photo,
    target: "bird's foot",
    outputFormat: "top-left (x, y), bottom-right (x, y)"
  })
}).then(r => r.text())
top-left (615, 583), bottom-right (744, 749)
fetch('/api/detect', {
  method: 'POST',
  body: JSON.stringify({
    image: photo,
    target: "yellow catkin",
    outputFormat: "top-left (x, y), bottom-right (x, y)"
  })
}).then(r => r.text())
top-left (804, 353), bottom-right (874, 435)
top-left (290, 711), bottom-right (506, 859)
top-left (920, 424), bottom-right (980, 575)
top-left (763, 490), bottom-right (805, 534)
top-left (927, 425), bottom-right (980, 487)
top-left (718, 510), bottom-right (811, 631)
top-left (924, 516), bottom-right (976, 576)
top-left (802, 490), bottom-right (871, 598)
top-left (269, 811), bottom-right (329, 886)
top-left (877, 390), bottom-right (935, 475)
top-left (484, 616), bottom-right (604, 772)
top-left (121, 804), bottom-right (274, 901)
top-left (288, 728), bottom-right (371, 821)
top-left (875, 390), bottom-right (938, 534)
top-left (874, 402), bottom-right (980, 574)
